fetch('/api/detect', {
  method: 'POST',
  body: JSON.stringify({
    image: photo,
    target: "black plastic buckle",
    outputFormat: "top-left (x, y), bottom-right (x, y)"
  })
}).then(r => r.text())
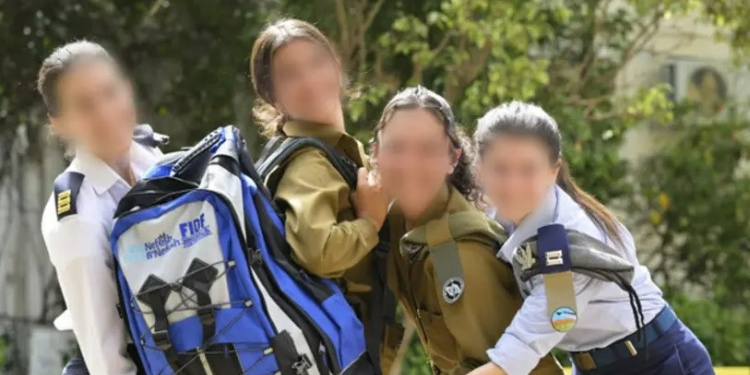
top-left (292, 355), bottom-right (312, 375)
top-left (196, 306), bottom-right (216, 325)
top-left (248, 249), bottom-right (263, 265)
top-left (152, 329), bottom-right (172, 351)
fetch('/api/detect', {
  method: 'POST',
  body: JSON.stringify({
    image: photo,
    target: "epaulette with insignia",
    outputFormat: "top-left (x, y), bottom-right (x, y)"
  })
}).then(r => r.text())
top-left (53, 171), bottom-right (85, 221)
top-left (511, 227), bottom-right (640, 333)
top-left (133, 124), bottom-right (169, 148)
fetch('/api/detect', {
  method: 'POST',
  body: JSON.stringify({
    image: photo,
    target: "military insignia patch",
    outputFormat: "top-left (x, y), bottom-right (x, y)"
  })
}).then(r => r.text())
top-left (442, 277), bottom-right (464, 304)
top-left (53, 171), bottom-right (84, 221)
top-left (56, 190), bottom-right (72, 215)
top-left (550, 306), bottom-right (577, 332)
top-left (516, 243), bottom-right (536, 271)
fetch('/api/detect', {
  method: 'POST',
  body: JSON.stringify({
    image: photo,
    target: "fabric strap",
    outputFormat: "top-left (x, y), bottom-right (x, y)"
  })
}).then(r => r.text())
top-left (425, 214), bottom-right (465, 305)
top-left (536, 224), bottom-right (578, 332)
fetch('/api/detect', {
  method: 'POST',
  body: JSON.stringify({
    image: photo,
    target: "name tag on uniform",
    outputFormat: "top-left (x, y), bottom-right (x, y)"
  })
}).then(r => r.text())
top-left (537, 224), bottom-right (578, 332)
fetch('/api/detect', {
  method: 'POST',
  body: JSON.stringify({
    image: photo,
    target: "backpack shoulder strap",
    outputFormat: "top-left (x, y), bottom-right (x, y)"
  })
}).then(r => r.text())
top-left (256, 136), bottom-right (358, 195)
top-left (365, 221), bottom-right (395, 375)
top-left (257, 135), bottom-right (284, 162)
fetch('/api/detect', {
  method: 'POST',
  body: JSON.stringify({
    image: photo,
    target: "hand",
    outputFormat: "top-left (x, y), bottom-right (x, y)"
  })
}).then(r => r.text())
top-left (467, 362), bottom-right (507, 375)
top-left (353, 167), bottom-right (389, 231)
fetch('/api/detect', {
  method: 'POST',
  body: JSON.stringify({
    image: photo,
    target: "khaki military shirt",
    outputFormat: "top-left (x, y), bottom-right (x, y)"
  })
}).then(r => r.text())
top-left (271, 121), bottom-right (379, 291)
top-left (387, 185), bottom-right (562, 375)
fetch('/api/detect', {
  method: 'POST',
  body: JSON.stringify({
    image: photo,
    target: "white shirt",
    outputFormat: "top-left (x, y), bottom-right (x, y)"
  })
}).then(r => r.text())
top-left (487, 187), bottom-right (665, 375)
top-left (41, 141), bottom-right (162, 375)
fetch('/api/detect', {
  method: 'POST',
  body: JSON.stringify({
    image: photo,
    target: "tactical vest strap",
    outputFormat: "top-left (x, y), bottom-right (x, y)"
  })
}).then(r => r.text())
top-left (425, 214), bottom-right (465, 305)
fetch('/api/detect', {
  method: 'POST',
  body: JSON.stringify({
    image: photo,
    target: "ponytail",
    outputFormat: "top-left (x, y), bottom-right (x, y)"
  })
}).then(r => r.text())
top-left (557, 161), bottom-right (624, 246)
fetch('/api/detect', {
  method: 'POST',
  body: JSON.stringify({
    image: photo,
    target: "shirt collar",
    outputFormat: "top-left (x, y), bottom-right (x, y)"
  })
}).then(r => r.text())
top-left (391, 183), bottom-right (467, 230)
top-left (410, 184), bottom-right (451, 227)
top-left (72, 142), bottom-right (156, 195)
top-left (283, 120), bottom-right (366, 167)
top-left (283, 120), bottom-right (344, 144)
top-left (497, 186), bottom-right (558, 258)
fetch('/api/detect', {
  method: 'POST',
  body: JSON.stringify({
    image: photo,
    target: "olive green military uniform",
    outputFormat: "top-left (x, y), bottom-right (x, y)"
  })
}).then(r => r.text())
top-left (387, 185), bottom-right (562, 375)
top-left (268, 120), bottom-right (399, 373)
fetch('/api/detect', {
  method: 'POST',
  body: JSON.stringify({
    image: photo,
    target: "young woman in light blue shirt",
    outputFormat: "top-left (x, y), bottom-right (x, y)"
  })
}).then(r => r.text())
top-left (468, 101), bottom-right (713, 375)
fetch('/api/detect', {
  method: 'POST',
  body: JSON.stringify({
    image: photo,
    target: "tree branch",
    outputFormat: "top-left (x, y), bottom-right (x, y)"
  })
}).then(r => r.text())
top-left (334, 0), bottom-right (352, 66)
top-left (444, 39), bottom-right (492, 103)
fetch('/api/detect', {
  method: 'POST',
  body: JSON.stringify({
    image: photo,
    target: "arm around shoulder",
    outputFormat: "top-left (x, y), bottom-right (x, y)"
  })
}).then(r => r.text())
top-left (435, 240), bottom-right (562, 375)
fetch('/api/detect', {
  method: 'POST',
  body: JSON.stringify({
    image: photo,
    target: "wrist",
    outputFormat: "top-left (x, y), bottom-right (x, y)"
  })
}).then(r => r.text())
top-left (360, 213), bottom-right (384, 231)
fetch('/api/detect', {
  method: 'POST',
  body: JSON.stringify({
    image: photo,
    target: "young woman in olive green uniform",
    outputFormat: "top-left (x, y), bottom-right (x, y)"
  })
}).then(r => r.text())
top-left (372, 87), bottom-right (562, 375)
top-left (249, 19), bottom-right (395, 371)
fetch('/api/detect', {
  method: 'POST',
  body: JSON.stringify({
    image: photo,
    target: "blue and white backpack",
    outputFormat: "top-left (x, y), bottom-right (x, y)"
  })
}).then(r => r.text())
top-left (111, 126), bottom-right (378, 375)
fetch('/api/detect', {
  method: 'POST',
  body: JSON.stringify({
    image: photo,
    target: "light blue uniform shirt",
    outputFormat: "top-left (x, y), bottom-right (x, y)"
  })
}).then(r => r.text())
top-left (487, 186), bottom-right (665, 375)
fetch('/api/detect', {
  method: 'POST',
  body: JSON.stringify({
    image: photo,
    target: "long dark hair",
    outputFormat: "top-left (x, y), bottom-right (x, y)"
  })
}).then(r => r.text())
top-left (474, 101), bottom-right (623, 245)
top-left (373, 86), bottom-right (482, 206)
top-left (250, 18), bottom-right (351, 138)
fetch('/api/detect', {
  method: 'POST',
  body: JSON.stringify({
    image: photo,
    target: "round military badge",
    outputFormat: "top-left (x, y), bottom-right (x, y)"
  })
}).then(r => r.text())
top-left (442, 277), bottom-right (464, 304)
top-left (550, 307), bottom-right (578, 332)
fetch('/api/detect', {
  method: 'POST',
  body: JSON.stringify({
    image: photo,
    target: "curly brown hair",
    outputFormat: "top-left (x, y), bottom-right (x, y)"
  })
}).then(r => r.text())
top-left (372, 86), bottom-right (483, 206)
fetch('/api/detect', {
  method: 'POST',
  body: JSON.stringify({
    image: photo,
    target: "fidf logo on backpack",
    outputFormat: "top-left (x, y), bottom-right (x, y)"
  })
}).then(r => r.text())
top-left (179, 213), bottom-right (212, 248)
top-left (121, 213), bottom-right (213, 264)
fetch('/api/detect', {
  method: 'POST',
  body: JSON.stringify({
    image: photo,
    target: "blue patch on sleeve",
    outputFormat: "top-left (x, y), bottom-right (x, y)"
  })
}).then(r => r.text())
top-left (537, 224), bottom-right (572, 274)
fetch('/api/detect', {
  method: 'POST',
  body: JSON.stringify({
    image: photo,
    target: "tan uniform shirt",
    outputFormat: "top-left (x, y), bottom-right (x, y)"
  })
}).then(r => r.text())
top-left (270, 121), bottom-right (395, 371)
top-left (272, 121), bottom-right (379, 288)
top-left (387, 185), bottom-right (562, 375)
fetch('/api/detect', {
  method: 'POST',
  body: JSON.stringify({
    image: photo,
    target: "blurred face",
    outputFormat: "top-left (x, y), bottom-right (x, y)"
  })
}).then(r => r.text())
top-left (477, 134), bottom-right (559, 224)
top-left (271, 39), bottom-right (343, 125)
top-left (50, 59), bottom-right (135, 160)
top-left (375, 108), bottom-right (456, 217)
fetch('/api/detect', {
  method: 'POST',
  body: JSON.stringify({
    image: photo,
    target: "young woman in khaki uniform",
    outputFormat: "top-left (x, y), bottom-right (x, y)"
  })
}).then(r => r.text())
top-left (372, 87), bottom-right (562, 375)
top-left (249, 19), bottom-right (395, 370)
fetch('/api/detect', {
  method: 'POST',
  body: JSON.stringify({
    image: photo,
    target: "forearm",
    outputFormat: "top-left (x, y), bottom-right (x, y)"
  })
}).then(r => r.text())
top-left (468, 362), bottom-right (508, 375)
top-left (288, 217), bottom-right (378, 277)
top-left (58, 258), bottom-right (137, 375)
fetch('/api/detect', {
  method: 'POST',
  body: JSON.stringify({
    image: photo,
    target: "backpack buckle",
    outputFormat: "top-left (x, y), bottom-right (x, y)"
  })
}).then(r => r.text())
top-left (248, 249), bottom-right (263, 265)
top-left (292, 354), bottom-right (312, 375)
top-left (196, 306), bottom-right (216, 325)
top-left (152, 329), bottom-right (172, 351)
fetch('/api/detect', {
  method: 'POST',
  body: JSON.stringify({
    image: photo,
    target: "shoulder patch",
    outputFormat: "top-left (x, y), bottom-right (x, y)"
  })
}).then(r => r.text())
top-left (53, 171), bottom-right (85, 220)
top-left (442, 277), bottom-right (464, 304)
top-left (537, 224), bottom-right (572, 274)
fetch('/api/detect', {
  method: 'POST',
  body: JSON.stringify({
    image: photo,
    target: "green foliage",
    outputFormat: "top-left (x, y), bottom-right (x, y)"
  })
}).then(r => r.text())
top-left (629, 107), bottom-right (750, 305)
top-left (0, 335), bottom-right (5, 368)
top-left (0, 0), bottom-right (266, 161)
top-left (401, 336), bottom-right (432, 375)
top-left (671, 294), bottom-right (750, 365)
